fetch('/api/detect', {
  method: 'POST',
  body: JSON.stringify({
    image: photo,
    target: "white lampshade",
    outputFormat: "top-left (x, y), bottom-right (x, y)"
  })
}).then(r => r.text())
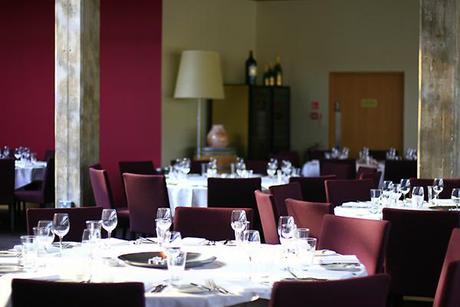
top-left (174, 50), bottom-right (224, 100)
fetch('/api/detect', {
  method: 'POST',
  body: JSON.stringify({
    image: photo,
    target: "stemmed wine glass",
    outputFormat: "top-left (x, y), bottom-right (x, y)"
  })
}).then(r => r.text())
top-left (382, 181), bottom-right (394, 206)
top-left (101, 209), bottom-right (118, 239)
top-left (451, 188), bottom-right (460, 210)
top-left (400, 179), bottom-right (411, 205)
top-left (156, 208), bottom-right (172, 246)
top-left (277, 216), bottom-right (296, 245)
top-left (52, 213), bottom-right (70, 254)
top-left (433, 178), bottom-right (444, 200)
top-left (236, 158), bottom-right (246, 177)
top-left (231, 210), bottom-right (248, 244)
top-left (267, 159), bottom-right (278, 180)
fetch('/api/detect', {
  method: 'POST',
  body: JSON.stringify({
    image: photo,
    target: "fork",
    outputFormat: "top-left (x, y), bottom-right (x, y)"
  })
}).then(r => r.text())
top-left (205, 279), bottom-right (231, 294)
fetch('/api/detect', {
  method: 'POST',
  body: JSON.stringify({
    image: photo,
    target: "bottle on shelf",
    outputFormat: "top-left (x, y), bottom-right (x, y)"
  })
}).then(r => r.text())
top-left (263, 64), bottom-right (270, 86)
top-left (245, 50), bottom-right (257, 85)
top-left (268, 63), bottom-right (275, 86)
top-left (273, 56), bottom-right (283, 86)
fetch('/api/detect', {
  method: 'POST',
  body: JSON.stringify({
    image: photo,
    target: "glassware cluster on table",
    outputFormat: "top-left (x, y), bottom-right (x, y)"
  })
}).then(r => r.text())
top-left (0, 146), bottom-right (38, 164)
top-left (324, 147), bottom-right (349, 160)
top-left (368, 177), bottom-right (460, 213)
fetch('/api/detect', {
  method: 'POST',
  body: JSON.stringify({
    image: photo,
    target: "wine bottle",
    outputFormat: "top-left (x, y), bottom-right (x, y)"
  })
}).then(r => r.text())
top-left (274, 56), bottom-right (283, 86)
top-left (268, 63), bottom-right (275, 86)
top-left (245, 50), bottom-right (257, 85)
top-left (263, 64), bottom-right (270, 86)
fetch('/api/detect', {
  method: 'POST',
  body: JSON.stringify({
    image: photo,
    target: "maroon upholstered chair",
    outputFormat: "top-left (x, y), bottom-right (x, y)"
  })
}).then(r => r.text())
top-left (190, 159), bottom-right (210, 174)
top-left (12, 279), bottom-right (145, 307)
top-left (285, 198), bottom-right (330, 239)
top-left (289, 175), bottom-right (336, 202)
top-left (26, 207), bottom-right (103, 242)
top-left (15, 157), bottom-right (55, 207)
top-left (319, 214), bottom-right (390, 274)
top-left (382, 208), bottom-right (460, 299)
top-left (123, 174), bottom-right (169, 235)
top-left (320, 159), bottom-right (356, 179)
top-left (369, 149), bottom-right (389, 161)
top-left (434, 228), bottom-right (460, 307)
top-left (356, 166), bottom-right (377, 178)
top-left (269, 182), bottom-right (302, 218)
top-left (325, 179), bottom-right (373, 211)
top-left (173, 207), bottom-right (253, 241)
top-left (269, 274), bottom-right (390, 307)
top-left (271, 151), bottom-right (300, 167)
top-left (410, 178), bottom-right (460, 200)
top-left (89, 165), bottom-right (129, 229)
top-left (119, 160), bottom-right (156, 205)
top-left (254, 190), bottom-right (279, 244)
top-left (384, 159), bottom-right (417, 183)
top-left (246, 160), bottom-right (268, 175)
top-left (0, 159), bottom-right (15, 230)
top-left (359, 171), bottom-right (381, 189)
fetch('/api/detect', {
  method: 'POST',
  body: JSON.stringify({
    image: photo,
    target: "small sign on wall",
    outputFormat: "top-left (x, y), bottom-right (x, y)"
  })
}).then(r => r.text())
top-left (361, 98), bottom-right (378, 108)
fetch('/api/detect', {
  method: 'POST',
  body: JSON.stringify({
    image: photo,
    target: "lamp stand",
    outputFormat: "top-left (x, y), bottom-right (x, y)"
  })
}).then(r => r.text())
top-left (196, 98), bottom-right (203, 158)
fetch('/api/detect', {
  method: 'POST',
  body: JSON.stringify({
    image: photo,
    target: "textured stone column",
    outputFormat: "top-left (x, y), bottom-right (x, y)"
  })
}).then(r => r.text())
top-left (55, 0), bottom-right (99, 205)
top-left (419, 0), bottom-right (460, 178)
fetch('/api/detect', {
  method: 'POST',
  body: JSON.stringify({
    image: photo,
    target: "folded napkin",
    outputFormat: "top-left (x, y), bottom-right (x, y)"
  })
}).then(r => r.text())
top-left (341, 202), bottom-right (371, 208)
top-left (181, 237), bottom-right (207, 246)
top-left (318, 255), bottom-right (360, 265)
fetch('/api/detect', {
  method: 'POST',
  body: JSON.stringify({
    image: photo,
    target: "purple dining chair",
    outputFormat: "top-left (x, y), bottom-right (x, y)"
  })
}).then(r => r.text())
top-left (384, 159), bottom-right (417, 183)
top-left (325, 179), bottom-right (373, 211)
top-left (246, 160), bottom-right (268, 175)
top-left (434, 228), bottom-right (460, 307)
top-left (285, 198), bottom-right (330, 239)
top-left (26, 207), bottom-right (103, 242)
top-left (119, 160), bottom-right (156, 205)
top-left (356, 166), bottom-right (377, 178)
top-left (359, 171), bottom-right (381, 189)
top-left (12, 279), bottom-right (145, 307)
top-left (0, 158), bottom-right (15, 230)
top-left (123, 173), bottom-right (169, 235)
top-left (173, 207), bottom-right (253, 241)
top-left (269, 182), bottom-right (302, 218)
top-left (319, 214), bottom-right (390, 274)
top-left (289, 175), bottom-right (336, 202)
top-left (320, 159), bottom-right (356, 179)
top-left (254, 190), bottom-right (279, 244)
top-left (269, 274), bottom-right (390, 307)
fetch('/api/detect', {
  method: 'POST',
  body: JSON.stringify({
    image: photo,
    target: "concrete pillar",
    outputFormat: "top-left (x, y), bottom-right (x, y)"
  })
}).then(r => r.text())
top-left (419, 0), bottom-right (460, 178)
top-left (55, 0), bottom-right (99, 205)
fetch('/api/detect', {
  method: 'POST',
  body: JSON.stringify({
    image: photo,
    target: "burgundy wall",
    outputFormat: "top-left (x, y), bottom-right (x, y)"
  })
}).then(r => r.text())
top-left (0, 0), bottom-right (55, 159)
top-left (100, 0), bottom-right (162, 206)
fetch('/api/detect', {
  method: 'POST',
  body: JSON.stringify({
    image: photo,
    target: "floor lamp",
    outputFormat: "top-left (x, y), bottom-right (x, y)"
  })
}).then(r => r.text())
top-left (174, 50), bottom-right (224, 158)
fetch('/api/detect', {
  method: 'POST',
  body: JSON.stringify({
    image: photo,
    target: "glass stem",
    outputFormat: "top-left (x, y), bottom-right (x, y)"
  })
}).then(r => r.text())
top-left (59, 236), bottom-right (63, 253)
top-left (107, 231), bottom-right (111, 239)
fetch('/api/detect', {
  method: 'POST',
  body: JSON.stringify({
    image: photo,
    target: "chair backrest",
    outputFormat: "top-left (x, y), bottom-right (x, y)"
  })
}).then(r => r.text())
top-left (89, 165), bottom-right (114, 209)
top-left (42, 157), bottom-right (55, 204)
top-left (356, 166), bottom-right (377, 178)
top-left (123, 173), bottom-right (169, 235)
top-left (382, 208), bottom-right (460, 297)
top-left (410, 178), bottom-right (460, 200)
top-left (254, 190), bottom-right (279, 244)
top-left (289, 175), bottom-right (336, 202)
top-left (319, 214), bottom-right (390, 274)
top-left (246, 160), bottom-right (268, 175)
top-left (173, 207), bottom-right (253, 241)
top-left (26, 207), bottom-right (103, 242)
top-left (11, 279), bottom-right (145, 307)
top-left (369, 149), bottom-right (389, 161)
top-left (119, 160), bottom-right (155, 205)
top-left (384, 159), bottom-right (417, 183)
top-left (190, 159), bottom-right (210, 174)
top-left (269, 182), bottom-right (303, 218)
top-left (269, 274), bottom-right (390, 307)
top-left (285, 198), bottom-right (330, 239)
top-left (325, 179), bottom-right (373, 211)
top-left (319, 159), bottom-right (356, 179)
top-left (43, 149), bottom-right (55, 161)
top-left (359, 171), bottom-right (381, 189)
top-left (0, 158), bottom-right (14, 204)
top-left (305, 149), bottom-right (331, 161)
top-left (434, 228), bottom-right (460, 307)
top-left (271, 151), bottom-right (300, 167)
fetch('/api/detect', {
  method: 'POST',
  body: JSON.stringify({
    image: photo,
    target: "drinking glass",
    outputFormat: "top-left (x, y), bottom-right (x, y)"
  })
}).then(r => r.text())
top-left (242, 230), bottom-right (261, 276)
top-left (412, 186), bottom-right (424, 208)
top-left (267, 160), bottom-right (278, 179)
top-left (33, 226), bottom-right (49, 256)
top-left (370, 189), bottom-right (382, 214)
top-left (400, 179), bottom-right (411, 205)
top-left (427, 186), bottom-right (434, 204)
top-left (278, 216), bottom-right (296, 245)
top-left (236, 158), bottom-right (246, 177)
top-left (294, 228), bottom-right (310, 240)
top-left (37, 220), bottom-right (54, 247)
top-left (296, 237), bottom-right (317, 269)
top-left (14, 148), bottom-right (21, 161)
top-left (86, 220), bottom-right (102, 242)
top-left (382, 181), bottom-right (394, 206)
top-left (20, 235), bottom-right (37, 271)
top-left (101, 209), bottom-right (118, 239)
top-left (391, 184), bottom-right (402, 207)
top-left (231, 209), bottom-right (247, 244)
top-left (156, 208), bottom-right (172, 246)
top-left (451, 188), bottom-right (460, 210)
top-left (81, 229), bottom-right (92, 244)
top-left (281, 160), bottom-right (293, 177)
top-left (52, 213), bottom-right (70, 254)
top-left (166, 248), bottom-right (187, 283)
top-left (433, 178), bottom-right (444, 199)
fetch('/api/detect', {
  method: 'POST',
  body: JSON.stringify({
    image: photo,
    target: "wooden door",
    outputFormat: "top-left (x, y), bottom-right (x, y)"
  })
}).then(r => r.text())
top-left (329, 72), bottom-right (404, 157)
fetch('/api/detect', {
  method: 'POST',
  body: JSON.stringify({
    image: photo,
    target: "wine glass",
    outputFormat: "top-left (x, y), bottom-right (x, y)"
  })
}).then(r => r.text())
top-left (52, 213), bottom-right (70, 254)
top-left (37, 220), bottom-right (54, 247)
top-left (236, 158), bottom-right (246, 177)
top-left (156, 208), bottom-right (172, 246)
top-left (267, 160), bottom-right (277, 179)
top-left (400, 179), bottom-right (411, 205)
top-left (391, 184), bottom-right (402, 207)
top-left (101, 209), bottom-right (118, 239)
top-left (277, 216), bottom-right (296, 245)
top-left (14, 148), bottom-right (21, 161)
top-left (382, 181), bottom-right (394, 206)
top-left (231, 209), bottom-right (247, 244)
top-left (433, 178), bottom-right (444, 200)
top-left (412, 186), bottom-right (424, 208)
top-left (451, 188), bottom-right (460, 210)
top-left (281, 160), bottom-right (292, 177)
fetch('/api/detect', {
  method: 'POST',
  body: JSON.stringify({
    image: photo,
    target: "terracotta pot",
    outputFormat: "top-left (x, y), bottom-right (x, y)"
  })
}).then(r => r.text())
top-left (207, 125), bottom-right (229, 148)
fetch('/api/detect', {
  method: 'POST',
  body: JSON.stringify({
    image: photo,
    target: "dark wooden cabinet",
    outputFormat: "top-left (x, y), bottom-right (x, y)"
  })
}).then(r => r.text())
top-left (211, 85), bottom-right (290, 160)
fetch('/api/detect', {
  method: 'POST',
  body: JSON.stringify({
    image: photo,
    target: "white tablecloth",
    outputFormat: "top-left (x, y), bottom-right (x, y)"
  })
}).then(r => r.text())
top-left (167, 175), bottom-right (285, 214)
top-left (15, 161), bottom-right (46, 189)
top-left (0, 239), bottom-right (366, 307)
